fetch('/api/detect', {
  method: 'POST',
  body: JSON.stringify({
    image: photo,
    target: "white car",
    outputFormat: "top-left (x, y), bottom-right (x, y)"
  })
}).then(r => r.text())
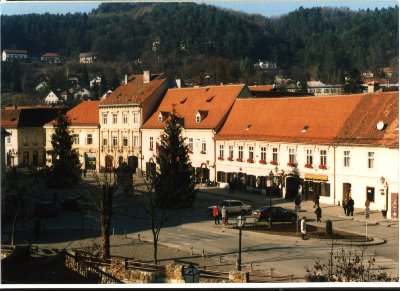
top-left (208, 200), bottom-right (252, 216)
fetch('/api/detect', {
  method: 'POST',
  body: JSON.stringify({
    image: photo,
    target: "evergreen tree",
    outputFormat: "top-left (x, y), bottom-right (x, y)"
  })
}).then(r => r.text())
top-left (48, 112), bottom-right (81, 187)
top-left (154, 110), bottom-right (196, 209)
top-left (343, 67), bottom-right (363, 94)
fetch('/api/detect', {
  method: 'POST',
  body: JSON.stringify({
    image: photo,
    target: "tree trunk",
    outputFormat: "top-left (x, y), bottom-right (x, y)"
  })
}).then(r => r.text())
top-left (101, 216), bottom-right (110, 259)
top-left (100, 185), bottom-right (113, 259)
top-left (153, 235), bottom-right (158, 265)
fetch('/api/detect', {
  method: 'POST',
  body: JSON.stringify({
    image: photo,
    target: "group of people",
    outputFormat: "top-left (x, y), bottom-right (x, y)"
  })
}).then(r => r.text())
top-left (342, 196), bottom-right (355, 216)
top-left (212, 205), bottom-right (227, 225)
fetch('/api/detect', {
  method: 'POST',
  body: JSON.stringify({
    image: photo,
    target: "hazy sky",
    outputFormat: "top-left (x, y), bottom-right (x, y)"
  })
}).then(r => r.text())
top-left (1, 1), bottom-right (398, 17)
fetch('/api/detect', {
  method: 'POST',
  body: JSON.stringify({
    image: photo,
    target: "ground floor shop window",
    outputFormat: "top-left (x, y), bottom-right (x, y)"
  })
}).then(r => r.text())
top-left (217, 171), bottom-right (227, 183)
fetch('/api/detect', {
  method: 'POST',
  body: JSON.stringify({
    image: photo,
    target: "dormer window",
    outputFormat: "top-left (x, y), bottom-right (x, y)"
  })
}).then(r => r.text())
top-left (158, 111), bottom-right (169, 123)
top-left (196, 112), bottom-right (201, 123)
top-left (196, 110), bottom-right (208, 123)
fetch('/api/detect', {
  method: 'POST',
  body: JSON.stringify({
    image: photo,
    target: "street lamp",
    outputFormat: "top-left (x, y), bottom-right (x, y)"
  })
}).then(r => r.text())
top-left (268, 171), bottom-right (274, 228)
top-left (236, 215), bottom-right (246, 271)
top-left (183, 263), bottom-right (200, 283)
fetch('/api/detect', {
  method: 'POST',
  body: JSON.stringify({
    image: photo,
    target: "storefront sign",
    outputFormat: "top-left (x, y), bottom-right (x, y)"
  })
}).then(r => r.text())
top-left (304, 173), bottom-right (328, 181)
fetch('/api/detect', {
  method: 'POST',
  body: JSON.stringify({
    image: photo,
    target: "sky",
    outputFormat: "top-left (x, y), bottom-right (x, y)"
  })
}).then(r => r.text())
top-left (1, 1), bottom-right (398, 17)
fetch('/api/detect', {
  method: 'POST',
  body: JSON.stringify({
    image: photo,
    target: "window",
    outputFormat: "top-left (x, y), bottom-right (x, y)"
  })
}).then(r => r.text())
top-left (123, 136), bottom-right (128, 146)
top-left (289, 148), bottom-right (295, 163)
top-left (158, 113), bottom-right (163, 123)
top-left (260, 146), bottom-right (266, 161)
top-left (133, 135), bottom-right (139, 147)
top-left (229, 145), bottom-right (234, 158)
top-left (149, 137), bottom-right (154, 150)
top-left (248, 146), bottom-right (254, 160)
top-left (122, 112), bottom-right (128, 124)
top-left (238, 145), bottom-right (243, 160)
top-left (87, 134), bottom-right (93, 145)
top-left (6, 136), bottom-right (11, 143)
top-left (112, 136), bottom-right (118, 146)
top-left (219, 144), bottom-right (224, 158)
top-left (320, 150), bottom-right (327, 166)
top-left (306, 149), bottom-right (313, 165)
top-left (368, 152), bottom-right (374, 169)
top-left (196, 113), bottom-right (201, 123)
top-left (32, 133), bottom-right (38, 145)
top-left (73, 134), bottom-right (79, 145)
top-left (112, 113), bottom-right (118, 124)
top-left (188, 138), bottom-right (193, 152)
top-left (272, 147), bottom-right (278, 162)
top-left (23, 151), bottom-right (29, 166)
top-left (103, 137), bottom-right (108, 146)
top-left (102, 113), bottom-right (108, 124)
top-left (344, 150), bottom-right (350, 167)
top-left (201, 138), bottom-right (207, 153)
top-left (133, 112), bottom-right (139, 124)
top-left (366, 187), bottom-right (375, 202)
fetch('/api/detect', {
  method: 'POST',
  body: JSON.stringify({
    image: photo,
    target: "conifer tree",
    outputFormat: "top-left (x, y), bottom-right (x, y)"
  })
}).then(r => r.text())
top-left (154, 110), bottom-right (196, 208)
top-left (48, 112), bottom-right (81, 187)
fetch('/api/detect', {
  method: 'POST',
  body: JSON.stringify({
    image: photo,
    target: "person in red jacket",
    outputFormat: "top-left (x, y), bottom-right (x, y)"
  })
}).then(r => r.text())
top-left (213, 206), bottom-right (220, 224)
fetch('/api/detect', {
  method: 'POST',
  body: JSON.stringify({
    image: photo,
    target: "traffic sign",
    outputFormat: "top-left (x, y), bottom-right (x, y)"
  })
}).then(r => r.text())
top-left (365, 207), bottom-right (370, 219)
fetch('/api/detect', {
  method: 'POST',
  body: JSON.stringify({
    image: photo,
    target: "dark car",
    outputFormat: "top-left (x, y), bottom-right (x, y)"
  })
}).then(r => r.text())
top-left (30, 201), bottom-right (59, 218)
top-left (252, 206), bottom-right (297, 224)
top-left (61, 196), bottom-right (80, 211)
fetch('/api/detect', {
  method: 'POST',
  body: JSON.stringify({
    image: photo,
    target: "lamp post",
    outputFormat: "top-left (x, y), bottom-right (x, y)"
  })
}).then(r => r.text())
top-left (268, 171), bottom-right (274, 228)
top-left (183, 263), bottom-right (200, 283)
top-left (236, 215), bottom-right (246, 271)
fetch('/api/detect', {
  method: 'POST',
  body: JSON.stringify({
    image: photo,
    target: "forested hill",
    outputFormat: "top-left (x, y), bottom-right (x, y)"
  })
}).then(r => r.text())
top-left (1, 2), bottom-right (398, 84)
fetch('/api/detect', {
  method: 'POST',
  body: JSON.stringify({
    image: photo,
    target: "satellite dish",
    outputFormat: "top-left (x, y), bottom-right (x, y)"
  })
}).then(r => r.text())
top-left (376, 121), bottom-right (385, 131)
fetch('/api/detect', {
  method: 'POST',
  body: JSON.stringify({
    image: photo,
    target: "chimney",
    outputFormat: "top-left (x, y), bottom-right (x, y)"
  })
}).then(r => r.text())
top-left (125, 74), bottom-right (128, 85)
top-left (143, 70), bottom-right (151, 84)
top-left (175, 79), bottom-right (181, 88)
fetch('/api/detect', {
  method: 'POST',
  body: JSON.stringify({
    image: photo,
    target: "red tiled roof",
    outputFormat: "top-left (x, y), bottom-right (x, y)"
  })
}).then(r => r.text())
top-left (42, 52), bottom-right (59, 57)
top-left (1, 107), bottom-right (65, 128)
top-left (99, 73), bottom-right (167, 106)
top-left (47, 101), bottom-right (101, 126)
top-left (215, 91), bottom-right (399, 147)
top-left (248, 85), bottom-right (274, 92)
top-left (3, 49), bottom-right (28, 54)
top-left (141, 85), bottom-right (246, 130)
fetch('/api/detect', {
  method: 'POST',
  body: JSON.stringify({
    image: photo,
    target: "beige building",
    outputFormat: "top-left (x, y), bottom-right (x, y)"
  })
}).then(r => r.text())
top-left (141, 84), bottom-right (251, 182)
top-left (44, 101), bottom-right (101, 170)
top-left (98, 71), bottom-right (169, 172)
top-left (1, 106), bottom-right (64, 168)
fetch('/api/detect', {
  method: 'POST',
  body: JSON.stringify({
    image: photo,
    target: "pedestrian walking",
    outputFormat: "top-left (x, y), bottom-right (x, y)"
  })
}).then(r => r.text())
top-left (314, 206), bottom-right (322, 222)
top-left (33, 218), bottom-right (41, 241)
top-left (221, 206), bottom-right (227, 225)
top-left (342, 198), bottom-right (348, 215)
top-left (300, 216), bottom-right (307, 240)
top-left (213, 206), bottom-right (220, 225)
top-left (313, 194), bottom-right (320, 208)
top-left (347, 196), bottom-right (354, 216)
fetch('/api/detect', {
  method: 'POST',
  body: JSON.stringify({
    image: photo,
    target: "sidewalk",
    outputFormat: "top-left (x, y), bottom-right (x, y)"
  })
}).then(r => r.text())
top-left (197, 185), bottom-right (397, 245)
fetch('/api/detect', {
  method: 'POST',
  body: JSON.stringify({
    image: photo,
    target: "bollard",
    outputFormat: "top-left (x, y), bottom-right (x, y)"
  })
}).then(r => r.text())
top-left (202, 249), bottom-right (205, 259)
top-left (191, 246), bottom-right (194, 255)
top-left (138, 234), bottom-right (140, 242)
top-left (219, 253), bottom-right (222, 263)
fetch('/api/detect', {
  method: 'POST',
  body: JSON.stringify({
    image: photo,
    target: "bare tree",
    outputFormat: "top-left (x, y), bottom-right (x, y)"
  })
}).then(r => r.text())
top-left (78, 167), bottom-right (133, 259)
top-left (305, 239), bottom-right (398, 282)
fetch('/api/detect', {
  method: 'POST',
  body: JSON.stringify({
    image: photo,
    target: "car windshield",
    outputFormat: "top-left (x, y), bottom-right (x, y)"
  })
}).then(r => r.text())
top-left (257, 206), bottom-right (267, 211)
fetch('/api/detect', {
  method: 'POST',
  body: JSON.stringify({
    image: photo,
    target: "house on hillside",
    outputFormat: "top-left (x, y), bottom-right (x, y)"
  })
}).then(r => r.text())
top-left (98, 71), bottom-right (169, 172)
top-left (214, 91), bottom-right (398, 219)
top-left (1, 106), bottom-right (66, 168)
top-left (44, 101), bottom-right (101, 170)
top-left (79, 52), bottom-right (97, 64)
top-left (74, 88), bottom-right (93, 101)
top-left (41, 52), bottom-right (61, 63)
top-left (141, 84), bottom-right (252, 182)
top-left (44, 91), bottom-right (62, 105)
top-left (307, 80), bottom-right (344, 96)
top-left (2, 49), bottom-right (28, 62)
top-left (90, 76), bottom-right (102, 88)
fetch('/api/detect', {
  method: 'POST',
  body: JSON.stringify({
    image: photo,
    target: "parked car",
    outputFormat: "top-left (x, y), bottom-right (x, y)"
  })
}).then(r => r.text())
top-left (207, 200), bottom-right (252, 217)
top-left (29, 201), bottom-right (59, 218)
top-left (61, 196), bottom-right (80, 211)
top-left (252, 206), bottom-right (297, 224)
